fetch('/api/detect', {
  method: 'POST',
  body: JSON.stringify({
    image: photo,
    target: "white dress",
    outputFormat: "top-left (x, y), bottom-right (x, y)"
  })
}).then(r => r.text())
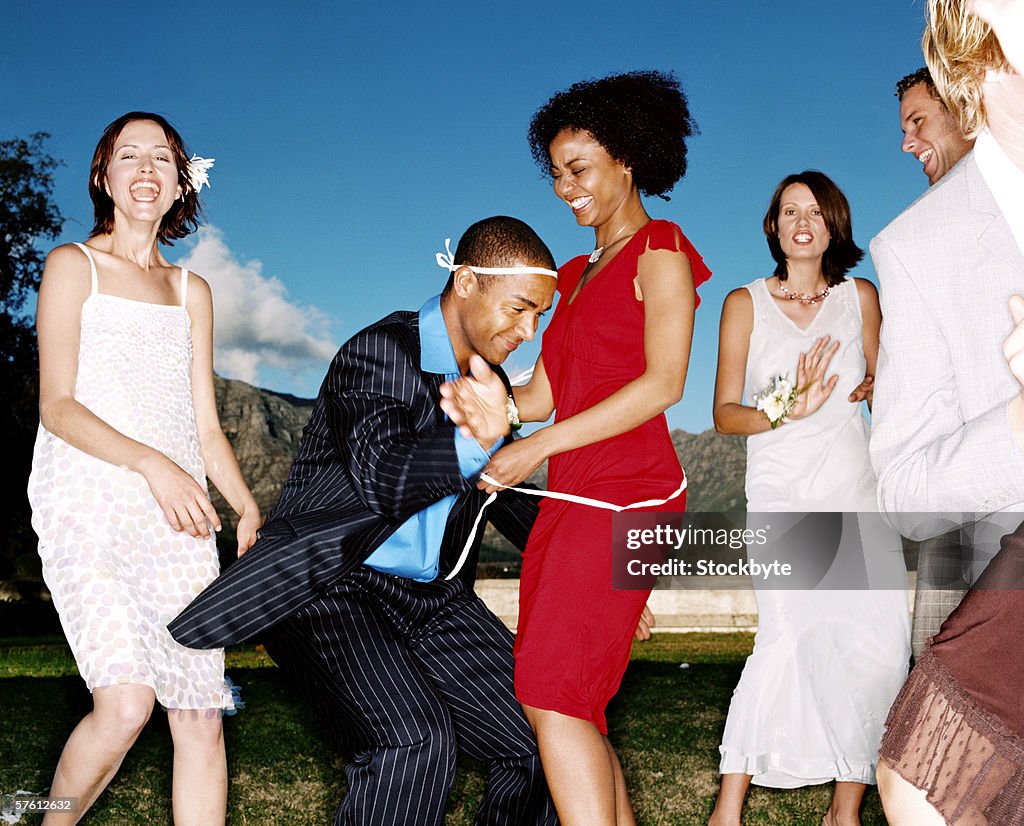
top-left (718, 278), bottom-right (910, 787)
top-left (27, 243), bottom-right (232, 710)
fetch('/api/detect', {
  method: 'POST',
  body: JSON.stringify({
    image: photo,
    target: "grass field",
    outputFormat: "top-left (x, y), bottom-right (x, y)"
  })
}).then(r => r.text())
top-left (0, 634), bottom-right (889, 825)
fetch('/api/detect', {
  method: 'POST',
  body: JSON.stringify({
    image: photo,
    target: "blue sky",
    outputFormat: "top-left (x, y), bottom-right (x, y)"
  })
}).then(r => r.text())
top-left (3, 1), bottom-right (934, 432)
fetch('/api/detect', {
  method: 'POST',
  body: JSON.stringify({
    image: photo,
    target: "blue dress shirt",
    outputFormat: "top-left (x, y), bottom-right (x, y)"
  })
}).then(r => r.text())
top-left (362, 294), bottom-right (497, 581)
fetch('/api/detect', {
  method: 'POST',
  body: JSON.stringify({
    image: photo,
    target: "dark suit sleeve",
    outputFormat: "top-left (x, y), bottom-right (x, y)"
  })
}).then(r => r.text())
top-left (487, 487), bottom-right (540, 552)
top-left (324, 323), bottom-right (471, 523)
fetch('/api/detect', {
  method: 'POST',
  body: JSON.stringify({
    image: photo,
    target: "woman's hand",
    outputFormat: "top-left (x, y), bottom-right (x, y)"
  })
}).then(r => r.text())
top-left (439, 355), bottom-right (510, 451)
top-left (790, 336), bottom-right (840, 420)
top-left (235, 507), bottom-right (263, 557)
top-left (477, 436), bottom-right (550, 493)
top-left (139, 452), bottom-right (222, 538)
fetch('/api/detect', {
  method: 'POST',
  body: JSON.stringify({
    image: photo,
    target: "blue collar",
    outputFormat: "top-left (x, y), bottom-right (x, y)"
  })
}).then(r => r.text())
top-left (418, 294), bottom-right (460, 376)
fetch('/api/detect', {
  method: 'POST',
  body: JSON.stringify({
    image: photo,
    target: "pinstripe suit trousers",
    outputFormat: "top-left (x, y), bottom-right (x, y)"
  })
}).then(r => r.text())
top-left (263, 566), bottom-right (558, 826)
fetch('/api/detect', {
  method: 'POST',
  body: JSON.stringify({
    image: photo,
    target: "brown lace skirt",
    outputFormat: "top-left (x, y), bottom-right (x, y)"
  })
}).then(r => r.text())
top-left (880, 537), bottom-right (1024, 825)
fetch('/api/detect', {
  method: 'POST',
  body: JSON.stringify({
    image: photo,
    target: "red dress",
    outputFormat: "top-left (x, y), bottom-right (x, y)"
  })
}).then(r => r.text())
top-left (513, 219), bottom-right (711, 733)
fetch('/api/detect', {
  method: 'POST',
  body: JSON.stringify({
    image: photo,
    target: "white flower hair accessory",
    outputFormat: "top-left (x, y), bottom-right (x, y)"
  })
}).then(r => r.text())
top-left (435, 237), bottom-right (558, 278)
top-left (186, 155), bottom-right (215, 193)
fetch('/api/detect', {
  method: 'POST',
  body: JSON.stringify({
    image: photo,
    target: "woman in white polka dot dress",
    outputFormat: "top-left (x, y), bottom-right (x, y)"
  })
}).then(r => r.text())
top-left (27, 112), bottom-right (261, 825)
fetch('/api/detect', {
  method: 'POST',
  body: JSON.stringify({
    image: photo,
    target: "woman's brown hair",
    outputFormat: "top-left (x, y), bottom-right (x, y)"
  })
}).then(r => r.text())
top-left (88, 111), bottom-right (204, 244)
top-left (763, 170), bottom-right (863, 287)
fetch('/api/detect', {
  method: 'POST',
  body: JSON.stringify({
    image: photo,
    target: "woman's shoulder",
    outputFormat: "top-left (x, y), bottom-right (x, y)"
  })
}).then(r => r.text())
top-left (640, 218), bottom-right (703, 250)
top-left (733, 275), bottom-right (767, 289)
top-left (637, 219), bottom-right (713, 295)
top-left (41, 243), bottom-right (94, 292)
top-left (639, 218), bottom-right (684, 250)
top-left (850, 277), bottom-right (878, 301)
top-left (723, 279), bottom-right (774, 321)
top-left (724, 284), bottom-right (757, 310)
top-left (848, 277), bottom-right (880, 323)
top-left (46, 241), bottom-right (91, 268)
top-left (829, 276), bottom-right (875, 307)
top-left (183, 268), bottom-right (212, 297)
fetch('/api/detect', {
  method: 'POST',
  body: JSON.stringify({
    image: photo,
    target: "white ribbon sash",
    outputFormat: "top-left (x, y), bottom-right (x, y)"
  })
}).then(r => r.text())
top-left (445, 472), bottom-right (687, 580)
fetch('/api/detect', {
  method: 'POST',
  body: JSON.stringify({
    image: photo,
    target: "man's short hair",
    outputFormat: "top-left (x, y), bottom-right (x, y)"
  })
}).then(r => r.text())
top-left (442, 216), bottom-right (555, 296)
top-left (453, 216), bottom-right (555, 271)
top-left (895, 67), bottom-right (939, 101)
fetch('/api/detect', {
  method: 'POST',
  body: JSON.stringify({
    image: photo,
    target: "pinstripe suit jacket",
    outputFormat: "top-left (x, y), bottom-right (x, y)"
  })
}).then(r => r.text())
top-left (169, 309), bottom-right (537, 649)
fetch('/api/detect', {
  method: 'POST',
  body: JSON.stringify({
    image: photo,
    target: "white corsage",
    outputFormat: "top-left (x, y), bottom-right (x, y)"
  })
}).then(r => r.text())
top-left (186, 155), bottom-right (215, 192)
top-left (506, 394), bottom-right (523, 433)
top-left (753, 374), bottom-right (799, 429)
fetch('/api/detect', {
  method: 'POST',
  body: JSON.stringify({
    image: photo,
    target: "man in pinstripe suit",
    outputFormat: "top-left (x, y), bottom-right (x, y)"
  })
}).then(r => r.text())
top-left (170, 217), bottom-right (560, 824)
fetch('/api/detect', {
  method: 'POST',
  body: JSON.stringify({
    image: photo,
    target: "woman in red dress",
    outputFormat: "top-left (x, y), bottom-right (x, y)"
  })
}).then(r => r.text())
top-left (446, 70), bottom-right (711, 824)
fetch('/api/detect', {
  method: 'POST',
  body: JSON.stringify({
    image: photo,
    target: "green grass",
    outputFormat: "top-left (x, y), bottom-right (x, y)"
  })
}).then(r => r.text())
top-left (0, 634), bottom-right (888, 825)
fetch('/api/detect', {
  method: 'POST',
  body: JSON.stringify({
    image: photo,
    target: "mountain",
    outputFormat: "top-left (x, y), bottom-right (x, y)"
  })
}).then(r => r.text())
top-left (671, 429), bottom-right (747, 512)
top-left (212, 376), bottom-right (748, 520)
top-left (207, 376), bottom-right (314, 538)
top-left (3, 376), bottom-right (748, 607)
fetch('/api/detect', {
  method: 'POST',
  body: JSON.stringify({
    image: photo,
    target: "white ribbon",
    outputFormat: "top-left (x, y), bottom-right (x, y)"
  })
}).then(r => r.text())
top-left (445, 472), bottom-right (687, 580)
top-left (436, 237), bottom-right (559, 278)
top-left (509, 365), bottom-right (534, 386)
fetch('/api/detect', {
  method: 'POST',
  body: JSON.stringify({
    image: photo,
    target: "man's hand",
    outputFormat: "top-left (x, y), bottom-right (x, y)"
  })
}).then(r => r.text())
top-left (1003, 295), bottom-right (1024, 388)
top-left (440, 355), bottom-right (511, 451)
top-left (635, 604), bottom-right (655, 641)
top-left (1002, 296), bottom-right (1024, 452)
top-left (848, 374), bottom-right (874, 405)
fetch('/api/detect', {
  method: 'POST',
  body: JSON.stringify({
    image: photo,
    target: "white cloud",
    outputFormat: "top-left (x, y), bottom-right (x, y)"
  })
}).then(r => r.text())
top-left (177, 226), bottom-right (337, 387)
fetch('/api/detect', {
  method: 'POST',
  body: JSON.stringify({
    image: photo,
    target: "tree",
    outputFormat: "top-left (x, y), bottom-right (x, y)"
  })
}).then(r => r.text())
top-left (0, 133), bottom-right (64, 318)
top-left (0, 133), bottom-right (64, 581)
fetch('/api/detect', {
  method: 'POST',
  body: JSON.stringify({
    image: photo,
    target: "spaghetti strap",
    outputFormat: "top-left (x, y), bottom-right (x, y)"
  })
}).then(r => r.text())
top-left (73, 242), bottom-right (99, 295)
top-left (179, 267), bottom-right (188, 307)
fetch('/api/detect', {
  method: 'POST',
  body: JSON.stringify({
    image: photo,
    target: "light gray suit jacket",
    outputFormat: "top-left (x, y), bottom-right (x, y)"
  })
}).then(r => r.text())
top-left (870, 151), bottom-right (1024, 542)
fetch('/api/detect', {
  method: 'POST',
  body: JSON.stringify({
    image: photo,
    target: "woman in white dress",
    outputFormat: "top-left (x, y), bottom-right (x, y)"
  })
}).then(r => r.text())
top-left (707, 171), bottom-right (911, 826)
top-left (28, 112), bottom-right (261, 824)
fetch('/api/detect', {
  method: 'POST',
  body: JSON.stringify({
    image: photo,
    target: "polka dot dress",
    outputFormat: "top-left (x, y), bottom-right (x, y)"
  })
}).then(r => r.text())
top-left (27, 243), bottom-right (233, 710)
